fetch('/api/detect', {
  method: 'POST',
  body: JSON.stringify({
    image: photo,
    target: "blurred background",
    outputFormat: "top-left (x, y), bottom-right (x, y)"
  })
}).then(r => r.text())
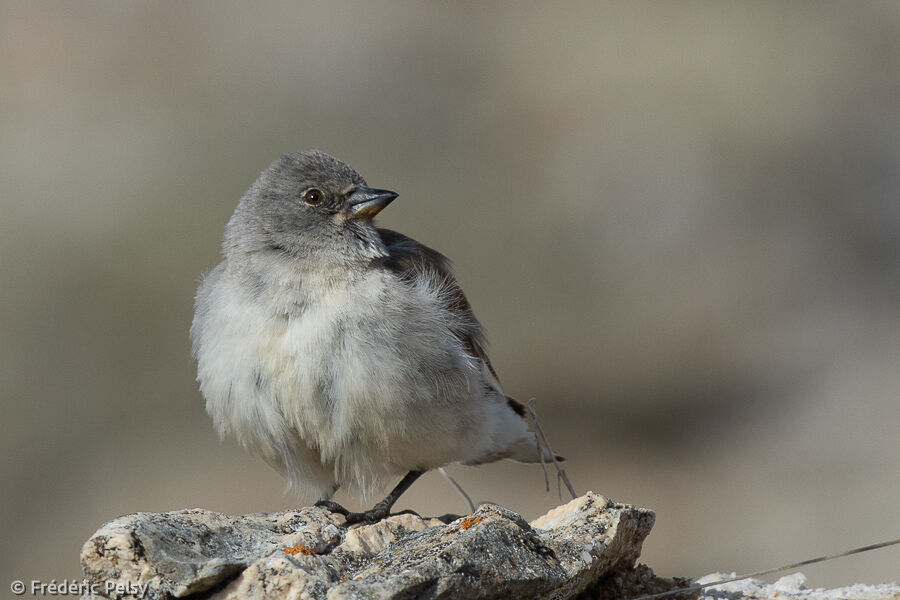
top-left (2, 1), bottom-right (899, 591)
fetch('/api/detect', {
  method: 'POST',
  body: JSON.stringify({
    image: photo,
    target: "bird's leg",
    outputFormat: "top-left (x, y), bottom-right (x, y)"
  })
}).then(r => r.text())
top-left (317, 470), bottom-right (425, 525)
top-left (316, 471), bottom-right (424, 524)
top-left (344, 470), bottom-right (424, 524)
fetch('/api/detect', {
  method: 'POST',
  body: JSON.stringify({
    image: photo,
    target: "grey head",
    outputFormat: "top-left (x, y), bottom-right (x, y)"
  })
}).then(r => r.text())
top-left (223, 151), bottom-right (398, 263)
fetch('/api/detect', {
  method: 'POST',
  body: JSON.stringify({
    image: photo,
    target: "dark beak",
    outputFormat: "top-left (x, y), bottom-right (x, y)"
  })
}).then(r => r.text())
top-left (347, 186), bottom-right (398, 219)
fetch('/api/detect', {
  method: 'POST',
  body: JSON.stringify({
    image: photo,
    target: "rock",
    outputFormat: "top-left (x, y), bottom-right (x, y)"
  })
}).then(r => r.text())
top-left (337, 512), bottom-right (444, 555)
top-left (697, 572), bottom-right (900, 600)
top-left (80, 506), bottom-right (344, 599)
top-left (81, 492), bottom-right (688, 599)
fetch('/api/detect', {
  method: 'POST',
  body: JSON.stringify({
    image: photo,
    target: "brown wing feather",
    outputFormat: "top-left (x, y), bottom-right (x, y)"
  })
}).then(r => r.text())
top-left (375, 228), bottom-right (500, 383)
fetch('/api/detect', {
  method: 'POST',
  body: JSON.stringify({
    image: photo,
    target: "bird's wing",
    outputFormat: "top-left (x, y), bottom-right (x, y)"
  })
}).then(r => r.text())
top-left (375, 228), bottom-right (500, 384)
top-left (375, 231), bottom-right (568, 469)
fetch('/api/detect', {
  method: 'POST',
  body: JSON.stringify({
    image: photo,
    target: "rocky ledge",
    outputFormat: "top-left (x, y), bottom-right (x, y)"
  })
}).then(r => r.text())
top-left (80, 492), bottom-right (693, 599)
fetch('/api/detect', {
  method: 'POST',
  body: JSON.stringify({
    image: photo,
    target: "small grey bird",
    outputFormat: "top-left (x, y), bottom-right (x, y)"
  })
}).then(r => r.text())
top-left (191, 151), bottom-right (558, 523)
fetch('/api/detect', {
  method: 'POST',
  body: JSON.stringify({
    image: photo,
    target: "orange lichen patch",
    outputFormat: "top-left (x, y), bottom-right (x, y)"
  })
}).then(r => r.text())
top-left (460, 516), bottom-right (483, 530)
top-left (282, 545), bottom-right (315, 556)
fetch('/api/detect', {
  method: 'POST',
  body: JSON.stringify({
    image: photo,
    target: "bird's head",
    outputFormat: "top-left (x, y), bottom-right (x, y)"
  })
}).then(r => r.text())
top-left (223, 151), bottom-right (397, 262)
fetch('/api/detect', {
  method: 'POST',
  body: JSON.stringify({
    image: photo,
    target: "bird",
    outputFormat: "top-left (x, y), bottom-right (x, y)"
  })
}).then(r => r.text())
top-left (190, 150), bottom-right (561, 523)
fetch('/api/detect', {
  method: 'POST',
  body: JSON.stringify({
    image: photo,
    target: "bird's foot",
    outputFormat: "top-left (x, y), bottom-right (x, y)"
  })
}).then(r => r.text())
top-left (314, 499), bottom-right (350, 517)
top-left (315, 499), bottom-right (392, 524)
top-left (343, 501), bottom-right (391, 525)
top-left (317, 501), bottom-right (452, 525)
top-left (314, 471), bottom-right (425, 525)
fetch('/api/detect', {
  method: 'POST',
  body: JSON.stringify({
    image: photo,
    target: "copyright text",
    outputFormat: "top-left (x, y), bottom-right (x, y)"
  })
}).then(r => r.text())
top-left (10, 579), bottom-right (149, 597)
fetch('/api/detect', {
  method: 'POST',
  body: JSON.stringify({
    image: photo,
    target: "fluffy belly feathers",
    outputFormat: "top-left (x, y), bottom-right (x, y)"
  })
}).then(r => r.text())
top-left (194, 265), bottom-right (486, 496)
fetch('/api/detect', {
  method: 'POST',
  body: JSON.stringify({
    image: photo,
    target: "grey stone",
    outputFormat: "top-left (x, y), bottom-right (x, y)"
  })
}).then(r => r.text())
top-left (80, 507), bottom-right (343, 599)
top-left (81, 492), bottom-right (686, 600)
top-left (697, 572), bottom-right (900, 600)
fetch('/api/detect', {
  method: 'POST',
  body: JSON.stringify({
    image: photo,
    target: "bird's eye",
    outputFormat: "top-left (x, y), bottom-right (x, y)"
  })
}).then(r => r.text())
top-left (303, 189), bottom-right (324, 205)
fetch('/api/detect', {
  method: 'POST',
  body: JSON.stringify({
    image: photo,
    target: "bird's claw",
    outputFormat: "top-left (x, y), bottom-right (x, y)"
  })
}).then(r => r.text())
top-left (315, 499), bottom-right (391, 524)
top-left (315, 499), bottom-right (350, 517)
top-left (343, 505), bottom-right (390, 525)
